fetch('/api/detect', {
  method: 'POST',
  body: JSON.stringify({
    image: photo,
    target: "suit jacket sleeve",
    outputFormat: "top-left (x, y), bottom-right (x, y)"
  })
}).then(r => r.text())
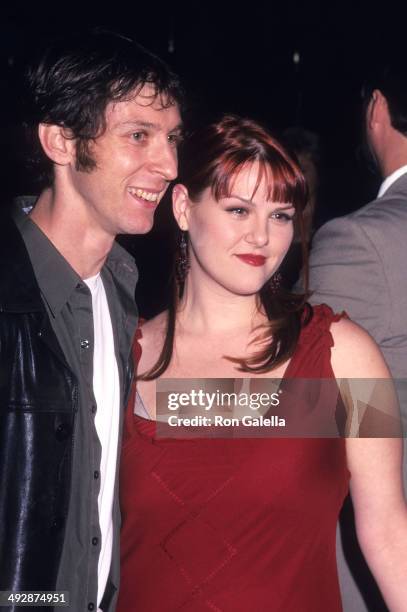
top-left (307, 215), bottom-right (391, 342)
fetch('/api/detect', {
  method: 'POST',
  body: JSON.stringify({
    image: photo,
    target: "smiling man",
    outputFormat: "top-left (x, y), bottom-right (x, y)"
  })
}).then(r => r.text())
top-left (0, 30), bottom-right (182, 612)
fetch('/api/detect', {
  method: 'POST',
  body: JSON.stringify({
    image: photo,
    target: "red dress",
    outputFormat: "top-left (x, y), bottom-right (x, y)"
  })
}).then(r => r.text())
top-left (118, 305), bottom-right (350, 611)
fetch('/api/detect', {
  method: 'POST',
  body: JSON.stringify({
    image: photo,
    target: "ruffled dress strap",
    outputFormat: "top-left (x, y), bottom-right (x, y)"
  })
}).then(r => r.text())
top-left (285, 304), bottom-right (348, 379)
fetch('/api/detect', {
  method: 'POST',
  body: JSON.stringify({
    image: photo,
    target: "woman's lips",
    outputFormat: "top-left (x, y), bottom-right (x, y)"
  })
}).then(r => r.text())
top-left (235, 253), bottom-right (267, 266)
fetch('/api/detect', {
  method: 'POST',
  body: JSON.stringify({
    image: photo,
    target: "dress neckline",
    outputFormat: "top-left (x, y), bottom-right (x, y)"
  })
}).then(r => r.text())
top-left (132, 314), bottom-right (312, 423)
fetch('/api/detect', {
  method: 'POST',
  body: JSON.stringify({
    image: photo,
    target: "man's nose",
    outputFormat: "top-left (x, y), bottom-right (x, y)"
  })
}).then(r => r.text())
top-left (151, 140), bottom-right (178, 181)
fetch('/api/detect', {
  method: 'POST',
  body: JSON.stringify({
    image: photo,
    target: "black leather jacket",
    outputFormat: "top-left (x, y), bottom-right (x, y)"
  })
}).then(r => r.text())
top-left (0, 215), bottom-right (78, 593)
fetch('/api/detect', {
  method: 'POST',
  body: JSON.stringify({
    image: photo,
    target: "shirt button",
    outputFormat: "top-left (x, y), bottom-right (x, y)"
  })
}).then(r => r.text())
top-left (87, 603), bottom-right (95, 611)
top-left (55, 423), bottom-right (72, 441)
top-left (93, 470), bottom-right (100, 479)
top-left (52, 516), bottom-right (65, 531)
top-left (91, 404), bottom-right (97, 414)
top-left (92, 537), bottom-right (99, 546)
top-left (80, 339), bottom-right (90, 349)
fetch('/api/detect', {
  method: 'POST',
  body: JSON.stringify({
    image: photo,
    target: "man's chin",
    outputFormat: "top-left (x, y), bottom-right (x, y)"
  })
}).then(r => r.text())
top-left (123, 213), bottom-right (157, 236)
top-left (131, 225), bottom-right (154, 237)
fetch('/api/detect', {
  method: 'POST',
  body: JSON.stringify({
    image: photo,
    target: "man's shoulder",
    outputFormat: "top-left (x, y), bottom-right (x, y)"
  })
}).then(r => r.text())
top-left (0, 213), bottom-right (27, 270)
top-left (348, 172), bottom-right (407, 225)
top-left (350, 191), bottom-right (407, 225)
top-left (317, 188), bottom-right (407, 241)
top-left (0, 214), bottom-right (43, 311)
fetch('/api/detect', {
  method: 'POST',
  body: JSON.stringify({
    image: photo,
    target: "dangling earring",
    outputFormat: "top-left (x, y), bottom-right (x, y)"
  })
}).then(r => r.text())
top-left (176, 230), bottom-right (190, 284)
top-left (269, 271), bottom-right (282, 294)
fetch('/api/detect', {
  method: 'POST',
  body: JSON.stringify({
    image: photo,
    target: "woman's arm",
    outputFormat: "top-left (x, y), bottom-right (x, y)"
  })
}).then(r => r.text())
top-left (331, 319), bottom-right (407, 611)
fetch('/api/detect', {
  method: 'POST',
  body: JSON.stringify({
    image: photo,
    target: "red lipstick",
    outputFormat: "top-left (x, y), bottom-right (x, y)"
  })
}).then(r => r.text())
top-left (236, 253), bottom-right (266, 266)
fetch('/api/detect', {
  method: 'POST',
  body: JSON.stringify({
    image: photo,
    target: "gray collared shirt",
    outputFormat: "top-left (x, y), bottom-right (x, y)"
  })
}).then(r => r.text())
top-left (14, 200), bottom-right (138, 612)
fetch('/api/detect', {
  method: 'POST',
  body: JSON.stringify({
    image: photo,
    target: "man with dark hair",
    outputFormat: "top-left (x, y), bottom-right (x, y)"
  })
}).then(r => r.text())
top-left (307, 58), bottom-right (407, 611)
top-left (0, 30), bottom-right (182, 611)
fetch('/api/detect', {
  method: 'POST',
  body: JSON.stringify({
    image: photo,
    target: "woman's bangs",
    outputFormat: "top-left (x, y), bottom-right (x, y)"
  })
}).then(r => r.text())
top-left (211, 155), bottom-right (254, 201)
top-left (211, 152), bottom-right (307, 211)
top-left (262, 151), bottom-right (308, 211)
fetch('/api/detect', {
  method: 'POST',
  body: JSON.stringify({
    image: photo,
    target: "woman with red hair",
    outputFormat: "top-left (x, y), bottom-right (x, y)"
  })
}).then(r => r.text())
top-left (118, 115), bottom-right (406, 611)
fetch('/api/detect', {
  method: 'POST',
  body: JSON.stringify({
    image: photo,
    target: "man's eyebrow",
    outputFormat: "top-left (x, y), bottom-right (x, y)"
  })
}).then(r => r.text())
top-left (117, 120), bottom-right (183, 132)
top-left (169, 122), bottom-right (184, 133)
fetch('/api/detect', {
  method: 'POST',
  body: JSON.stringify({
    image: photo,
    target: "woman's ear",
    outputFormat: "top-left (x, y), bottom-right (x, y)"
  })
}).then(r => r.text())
top-left (172, 183), bottom-right (190, 230)
top-left (38, 123), bottom-right (76, 166)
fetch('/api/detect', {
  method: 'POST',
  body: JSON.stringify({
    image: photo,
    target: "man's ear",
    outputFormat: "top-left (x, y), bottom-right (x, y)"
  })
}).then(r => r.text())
top-left (172, 183), bottom-right (190, 230)
top-left (38, 123), bottom-right (76, 166)
top-left (367, 89), bottom-right (390, 129)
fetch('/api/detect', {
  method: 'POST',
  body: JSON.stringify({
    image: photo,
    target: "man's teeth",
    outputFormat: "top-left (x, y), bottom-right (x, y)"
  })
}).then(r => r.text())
top-left (128, 187), bottom-right (159, 202)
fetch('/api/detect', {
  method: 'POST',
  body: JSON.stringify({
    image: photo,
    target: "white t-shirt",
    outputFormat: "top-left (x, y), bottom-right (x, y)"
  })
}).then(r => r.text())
top-left (84, 273), bottom-right (120, 609)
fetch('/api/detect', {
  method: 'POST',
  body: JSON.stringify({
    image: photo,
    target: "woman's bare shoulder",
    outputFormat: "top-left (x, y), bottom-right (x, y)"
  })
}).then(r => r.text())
top-left (137, 311), bottom-right (168, 372)
top-left (139, 311), bottom-right (168, 341)
top-left (329, 318), bottom-right (391, 378)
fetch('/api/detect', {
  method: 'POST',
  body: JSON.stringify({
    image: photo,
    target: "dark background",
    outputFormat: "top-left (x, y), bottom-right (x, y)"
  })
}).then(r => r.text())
top-left (0, 1), bottom-right (400, 315)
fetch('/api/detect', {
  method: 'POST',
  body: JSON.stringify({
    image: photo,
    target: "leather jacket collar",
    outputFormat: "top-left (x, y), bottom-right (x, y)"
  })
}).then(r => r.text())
top-left (0, 215), bottom-right (44, 313)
